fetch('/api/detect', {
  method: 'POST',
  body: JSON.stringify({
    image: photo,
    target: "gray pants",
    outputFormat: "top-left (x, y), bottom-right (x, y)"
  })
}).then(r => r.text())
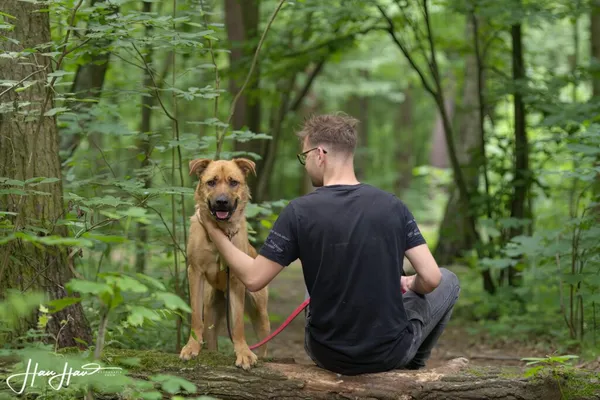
top-left (304, 268), bottom-right (460, 371)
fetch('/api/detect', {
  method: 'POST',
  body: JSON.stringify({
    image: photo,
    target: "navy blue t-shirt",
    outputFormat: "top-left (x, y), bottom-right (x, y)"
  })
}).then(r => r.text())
top-left (258, 183), bottom-right (427, 375)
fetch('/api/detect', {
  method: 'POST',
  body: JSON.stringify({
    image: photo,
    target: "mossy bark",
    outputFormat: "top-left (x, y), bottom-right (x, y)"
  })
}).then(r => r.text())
top-left (92, 350), bottom-right (600, 400)
top-left (0, 0), bottom-right (93, 348)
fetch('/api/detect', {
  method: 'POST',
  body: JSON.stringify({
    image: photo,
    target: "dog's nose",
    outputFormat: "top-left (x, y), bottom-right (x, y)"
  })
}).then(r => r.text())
top-left (215, 195), bottom-right (229, 207)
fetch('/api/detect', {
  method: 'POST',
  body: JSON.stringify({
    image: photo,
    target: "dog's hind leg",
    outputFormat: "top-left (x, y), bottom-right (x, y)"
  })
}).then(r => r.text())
top-left (246, 289), bottom-right (270, 358)
top-left (203, 284), bottom-right (226, 352)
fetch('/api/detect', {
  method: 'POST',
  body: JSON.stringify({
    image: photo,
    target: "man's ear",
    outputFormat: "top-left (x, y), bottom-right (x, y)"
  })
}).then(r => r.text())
top-left (233, 158), bottom-right (256, 177)
top-left (189, 158), bottom-right (212, 178)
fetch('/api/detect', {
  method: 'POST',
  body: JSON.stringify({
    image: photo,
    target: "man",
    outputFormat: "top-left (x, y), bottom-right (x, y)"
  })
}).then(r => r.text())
top-left (202, 113), bottom-right (460, 375)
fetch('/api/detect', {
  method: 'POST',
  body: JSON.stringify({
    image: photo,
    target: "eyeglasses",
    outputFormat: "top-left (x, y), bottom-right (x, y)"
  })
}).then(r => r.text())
top-left (297, 147), bottom-right (327, 165)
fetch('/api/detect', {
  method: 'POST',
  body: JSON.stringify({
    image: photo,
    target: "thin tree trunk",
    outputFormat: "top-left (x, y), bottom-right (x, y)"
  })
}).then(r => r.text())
top-left (429, 94), bottom-right (453, 170)
top-left (590, 1), bottom-right (600, 214)
top-left (135, 0), bottom-right (155, 274)
top-left (255, 59), bottom-right (327, 202)
top-left (0, 0), bottom-right (93, 348)
top-left (350, 69), bottom-right (370, 181)
top-left (225, 0), bottom-right (263, 196)
top-left (395, 85), bottom-right (414, 192)
top-left (59, 0), bottom-right (118, 160)
top-left (505, 22), bottom-right (529, 288)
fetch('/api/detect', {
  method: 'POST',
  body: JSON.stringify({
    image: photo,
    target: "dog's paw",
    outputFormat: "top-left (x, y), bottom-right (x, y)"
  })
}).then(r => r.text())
top-left (235, 347), bottom-right (258, 371)
top-left (179, 340), bottom-right (201, 361)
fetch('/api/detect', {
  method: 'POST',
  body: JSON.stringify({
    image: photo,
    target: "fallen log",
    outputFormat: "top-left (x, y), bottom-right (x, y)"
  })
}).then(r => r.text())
top-left (95, 349), bottom-right (600, 400)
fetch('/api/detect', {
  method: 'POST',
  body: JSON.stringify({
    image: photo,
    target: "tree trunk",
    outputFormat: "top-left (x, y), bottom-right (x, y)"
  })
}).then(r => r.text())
top-left (134, 0), bottom-right (155, 274)
top-left (59, 0), bottom-right (118, 160)
top-left (225, 0), bottom-right (263, 196)
top-left (395, 85), bottom-right (414, 192)
top-left (591, 1), bottom-right (600, 98)
top-left (434, 17), bottom-right (494, 295)
top-left (349, 69), bottom-right (370, 181)
top-left (87, 350), bottom-right (579, 400)
top-left (432, 72), bottom-right (478, 268)
top-left (0, 0), bottom-right (93, 348)
top-left (590, 1), bottom-right (600, 213)
top-left (429, 94), bottom-right (453, 170)
top-left (505, 22), bottom-right (529, 288)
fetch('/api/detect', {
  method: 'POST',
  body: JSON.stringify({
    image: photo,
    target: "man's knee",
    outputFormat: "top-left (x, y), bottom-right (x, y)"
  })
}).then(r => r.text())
top-left (439, 268), bottom-right (459, 290)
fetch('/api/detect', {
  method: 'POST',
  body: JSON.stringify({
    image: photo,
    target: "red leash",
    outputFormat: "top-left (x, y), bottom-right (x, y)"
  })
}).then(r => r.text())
top-left (249, 297), bottom-right (311, 350)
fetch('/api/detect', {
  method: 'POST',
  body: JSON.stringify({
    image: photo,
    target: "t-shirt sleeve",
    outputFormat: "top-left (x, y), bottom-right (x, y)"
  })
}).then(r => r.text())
top-left (258, 203), bottom-right (299, 267)
top-left (404, 206), bottom-right (427, 250)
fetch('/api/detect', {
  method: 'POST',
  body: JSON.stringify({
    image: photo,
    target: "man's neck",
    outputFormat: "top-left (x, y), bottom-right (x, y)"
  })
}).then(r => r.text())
top-left (322, 164), bottom-right (360, 186)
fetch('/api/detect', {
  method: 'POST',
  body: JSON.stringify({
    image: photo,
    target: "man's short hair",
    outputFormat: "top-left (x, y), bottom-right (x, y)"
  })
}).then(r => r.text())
top-left (296, 112), bottom-right (359, 154)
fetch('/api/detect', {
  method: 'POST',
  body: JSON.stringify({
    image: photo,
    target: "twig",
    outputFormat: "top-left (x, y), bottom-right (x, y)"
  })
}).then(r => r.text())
top-left (215, 0), bottom-right (287, 159)
top-left (377, 4), bottom-right (436, 98)
top-left (0, 67), bottom-right (47, 99)
top-left (199, 0), bottom-right (220, 144)
top-left (290, 59), bottom-right (326, 112)
top-left (556, 234), bottom-right (575, 338)
top-left (89, 136), bottom-right (116, 178)
top-left (281, 25), bottom-right (387, 59)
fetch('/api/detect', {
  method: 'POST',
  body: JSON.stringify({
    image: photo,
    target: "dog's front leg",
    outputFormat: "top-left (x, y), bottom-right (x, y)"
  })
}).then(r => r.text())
top-left (229, 278), bottom-right (258, 370)
top-left (179, 265), bottom-right (204, 360)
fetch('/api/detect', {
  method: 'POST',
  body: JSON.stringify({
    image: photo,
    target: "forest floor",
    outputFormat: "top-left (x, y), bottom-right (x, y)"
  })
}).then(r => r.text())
top-left (234, 261), bottom-right (600, 373)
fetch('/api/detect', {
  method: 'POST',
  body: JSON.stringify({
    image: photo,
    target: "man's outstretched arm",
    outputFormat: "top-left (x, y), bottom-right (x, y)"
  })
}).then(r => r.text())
top-left (204, 220), bottom-right (285, 292)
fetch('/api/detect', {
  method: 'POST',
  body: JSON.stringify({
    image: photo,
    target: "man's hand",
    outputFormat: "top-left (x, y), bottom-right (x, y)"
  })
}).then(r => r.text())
top-left (201, 215), bottom-right (220, 238)
top-left (405, 244), bottom-right (442, 294)
top-left (401, 275), bottom-right (415, 294)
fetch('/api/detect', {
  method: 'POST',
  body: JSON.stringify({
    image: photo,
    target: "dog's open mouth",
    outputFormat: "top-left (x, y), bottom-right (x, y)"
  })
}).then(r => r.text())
top-left (208, 198), bottom-right (238, 222)
top-left (213, 210), bottom-right (231, 220)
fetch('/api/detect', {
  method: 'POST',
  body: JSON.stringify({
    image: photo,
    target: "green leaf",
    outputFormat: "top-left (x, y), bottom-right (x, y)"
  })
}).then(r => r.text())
top-left (102, 274), bottom-right (149, 294)
top-left (66, 279), bottom-right (113, 297)
top-left (134, 273), bottom-right (166, 291)
top-left (44, 107), bottom-right (69, 116)
top-left (82, 232), bottom-right (128, 244)
top-left (260, 219), bottom-right (273, 229)
top-left (25, 177), bottom-right (60, 185)
top-left (150, 374), bottom-right (196, 395)
top-left (154, 292), bottom-right (191, 313)
top-left (0, 11), bottom-right (17, 19)
top-left (127, 306), bottom-right (162, 326)
top-left (46, 297), bottom-right (82, 313)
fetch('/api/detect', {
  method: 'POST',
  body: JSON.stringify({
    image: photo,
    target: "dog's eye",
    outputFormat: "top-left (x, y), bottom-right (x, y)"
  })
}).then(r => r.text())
top-left (229, 180), bottom-right (239, 187)
top-left (207, 179), bottom-right (216, 187)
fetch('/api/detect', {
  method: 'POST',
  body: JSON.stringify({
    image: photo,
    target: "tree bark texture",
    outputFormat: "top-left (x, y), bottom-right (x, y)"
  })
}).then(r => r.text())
top-left (395, 85), bottom-right (414, 193)
top-left (434, 17), bottom-right (494, 296)
top-left (90, 352), bottom-right (583, 400)
top-left (0, 1), bottom-right (93, 348)
top-left (134, 0), bottom-right (155, 274)
top-left (590, 1), bottom-right (600, 213)
top-left (224, 0), bottom-right (263, 197)
top-left (506, 22), bottom-right (529, 287)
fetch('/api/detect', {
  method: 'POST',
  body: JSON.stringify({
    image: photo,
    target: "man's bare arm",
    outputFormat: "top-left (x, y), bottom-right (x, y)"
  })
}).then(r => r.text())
top-left (405, 244), bottom-right (442, 294)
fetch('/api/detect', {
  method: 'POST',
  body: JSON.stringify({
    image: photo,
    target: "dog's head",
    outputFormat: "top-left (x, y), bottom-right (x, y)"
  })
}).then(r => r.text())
top-left (189, 158), bottom-right (256, 222)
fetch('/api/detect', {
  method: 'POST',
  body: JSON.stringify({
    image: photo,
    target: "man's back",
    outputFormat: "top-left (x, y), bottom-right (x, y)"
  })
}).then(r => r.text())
top-left (260, 183), bottom-right (426, 375)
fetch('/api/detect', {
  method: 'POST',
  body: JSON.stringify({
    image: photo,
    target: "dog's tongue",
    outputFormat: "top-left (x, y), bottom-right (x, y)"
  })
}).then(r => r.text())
top-left (216, 211), bottom-right (229, 219)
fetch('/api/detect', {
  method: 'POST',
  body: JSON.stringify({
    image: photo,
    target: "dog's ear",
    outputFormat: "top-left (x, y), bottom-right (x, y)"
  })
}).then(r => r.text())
top-left (234, 158), bottom-right (256, 177)
top-left (189, 158), bottom-right (212, 178)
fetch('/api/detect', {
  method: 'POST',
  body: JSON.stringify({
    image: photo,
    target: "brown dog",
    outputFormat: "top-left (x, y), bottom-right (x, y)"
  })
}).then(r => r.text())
top-left (179, 157), bottom-right (270, 370)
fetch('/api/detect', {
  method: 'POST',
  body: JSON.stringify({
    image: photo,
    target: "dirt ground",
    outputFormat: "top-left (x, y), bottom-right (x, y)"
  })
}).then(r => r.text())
top-left (240, 261), bottom-right (555, 371)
